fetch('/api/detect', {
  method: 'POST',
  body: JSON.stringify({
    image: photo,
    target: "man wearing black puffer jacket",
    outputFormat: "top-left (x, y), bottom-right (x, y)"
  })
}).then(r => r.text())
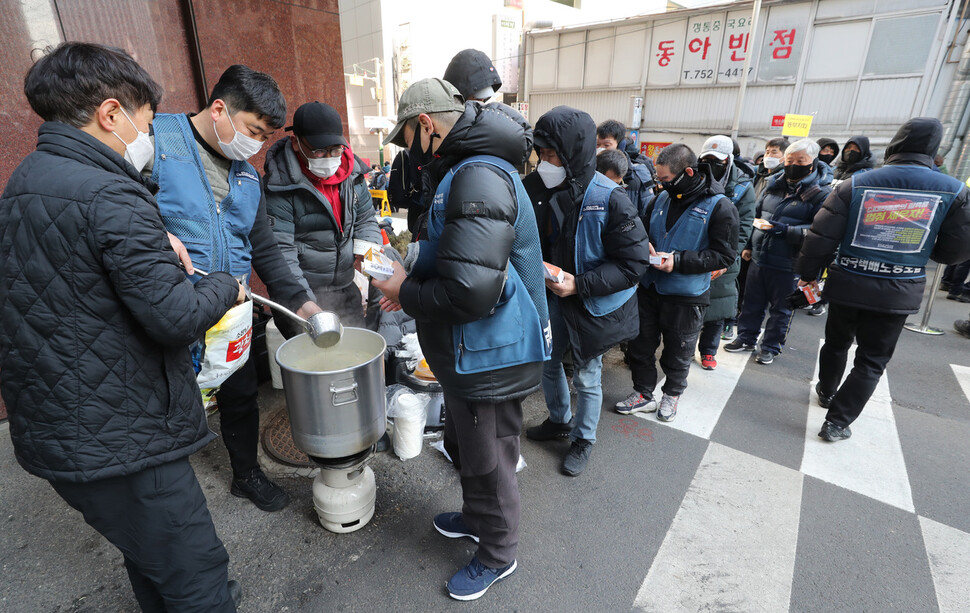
top-left (263, 101), bottom-right (381, 331)
top-left (833, 135), bottom-right (875, 184)
top-left (725, 138), bottom-right (830, 365)
top-left (0, 43), bottom-right (244, 612)
top-left (797, 118), bottom-right (970, 442)
top-left (373, 79), bottom-right (549, 602)
top-left (524, 107), bottom-right (650, 477)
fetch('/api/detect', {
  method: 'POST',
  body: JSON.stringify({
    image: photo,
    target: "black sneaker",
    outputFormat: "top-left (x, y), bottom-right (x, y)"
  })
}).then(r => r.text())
top-left (755, 350), bottom-right (775, 365)
top-left (561, 438), bottom-right (592, 476)
top-left (815, 382), bottom-right (834, 408)
top-left (526, 418), bottom-right (572, 441)
top-left (227, 580), bottom-right (242, 608)
top-left (955, 319), bottom-right (970, 339)
top-left (807, 303), bottom-right (827, 317)
top-left (818, 421), bottom-right (851, 442)
top-left (230, 468), bottom-right (290, 512)
top-left (724, 339), bottom-right (756, 353)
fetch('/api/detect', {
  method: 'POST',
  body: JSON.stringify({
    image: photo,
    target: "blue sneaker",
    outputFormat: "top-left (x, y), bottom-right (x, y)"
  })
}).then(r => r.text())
top-left (433, 512), bottom-right (479, 543)
top-left (446, 556), bottom-right (517, 601)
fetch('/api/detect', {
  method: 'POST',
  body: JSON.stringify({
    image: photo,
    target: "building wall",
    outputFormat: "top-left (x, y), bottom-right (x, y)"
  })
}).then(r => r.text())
top-left (0, 0), bottom-right (348, 421)
top-left (1, 0), bottom-right (347, 189)
top-left (524, 0), bottom-right (962, 159)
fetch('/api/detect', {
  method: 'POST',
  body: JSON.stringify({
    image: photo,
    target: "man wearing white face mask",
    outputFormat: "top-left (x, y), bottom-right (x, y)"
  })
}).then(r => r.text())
top-left (523, 106), bottom-right (649, 476)
top-left (263, 101), bottom-right (381, 330)
top-left (147, 65), bottom-right (321, 514)
top-left (753, 137), bottom-right (790, 201)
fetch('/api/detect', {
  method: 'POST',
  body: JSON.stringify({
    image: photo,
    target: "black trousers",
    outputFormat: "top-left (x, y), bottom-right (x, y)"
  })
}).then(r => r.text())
top-left (628, 286), bottom-right (706, 398)
top-left (817, 302), bottom-right (908, 428)
top-left (50, 458), bottom-right (234, 613)
top-left (442, 393), bottom-right (522, 569)
top-left (215, 357), bottom-right (261, 477)
top-left (698, 319), bottom-right (725, 356)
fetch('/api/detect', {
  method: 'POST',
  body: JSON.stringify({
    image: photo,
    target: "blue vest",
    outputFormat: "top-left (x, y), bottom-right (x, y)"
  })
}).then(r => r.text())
top-left (151, 113), bottom-right (260, 281)
top-left (645, 191), bottom-right (720, 296)
top-left (837, 166), bottom-right (962, 280)
top-left (731, 181), bottom-right (751, 204)
top-left (427, 155), bottom-right (551, 374)
top-left (574, 172), bottom-right (638, 316)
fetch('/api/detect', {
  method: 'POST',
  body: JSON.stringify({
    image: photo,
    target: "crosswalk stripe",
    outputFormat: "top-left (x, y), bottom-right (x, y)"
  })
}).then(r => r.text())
top-left (632, 350), bottom-right (751, 440)
top-left (800, 340), bottom-right (914, 512)
top-left (633, 442), bottom-right (803, 612)
top-left (950, 364), bottom-right (970, 404)
top-left (919, 516), bottom-right (970, 613)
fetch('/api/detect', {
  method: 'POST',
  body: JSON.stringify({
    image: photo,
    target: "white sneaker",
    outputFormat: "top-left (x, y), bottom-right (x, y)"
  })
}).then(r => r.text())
top-left (657, 394), bottom-right (679, 422)
top-left (615, 391), bottom-right (657, 415)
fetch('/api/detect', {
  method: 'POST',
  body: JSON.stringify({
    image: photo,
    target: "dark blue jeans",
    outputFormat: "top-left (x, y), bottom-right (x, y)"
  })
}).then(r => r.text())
top-left (736, 261), bottom-right (798, 355)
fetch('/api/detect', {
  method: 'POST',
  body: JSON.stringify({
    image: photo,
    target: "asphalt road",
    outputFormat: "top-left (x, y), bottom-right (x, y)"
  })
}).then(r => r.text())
top-left (2, 271), bottom-right (969, 612)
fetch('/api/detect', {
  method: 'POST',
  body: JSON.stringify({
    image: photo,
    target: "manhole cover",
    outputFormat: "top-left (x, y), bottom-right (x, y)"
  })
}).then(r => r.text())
top-left (261, 408), bottom-right (314, 468)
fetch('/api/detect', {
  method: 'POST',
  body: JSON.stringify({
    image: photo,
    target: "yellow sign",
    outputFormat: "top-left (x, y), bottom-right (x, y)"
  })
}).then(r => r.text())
top-left (349, 74), bottom-right (364, 87)
top-left (782, 114), bottom-right (814, 138)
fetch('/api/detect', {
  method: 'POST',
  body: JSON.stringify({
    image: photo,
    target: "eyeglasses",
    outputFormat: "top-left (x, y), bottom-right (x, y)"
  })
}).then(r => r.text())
top-left (301, 140), bottom-right (345, 159)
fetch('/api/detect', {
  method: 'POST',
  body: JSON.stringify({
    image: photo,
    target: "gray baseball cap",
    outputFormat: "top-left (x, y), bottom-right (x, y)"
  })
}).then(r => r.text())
top-left (383, 78), bottom-right (465, 147)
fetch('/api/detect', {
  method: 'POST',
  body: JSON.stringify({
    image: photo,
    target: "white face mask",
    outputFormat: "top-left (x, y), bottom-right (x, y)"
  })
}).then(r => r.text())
top-left (215, 110), bottom-right (264, 160)
top-left (112, 107), bottom-right (154, 172)
top-left (595, 147), bottom-right (606, 156)
top-left (763, 156), bottom-right (782, 170)
top-left (300, 141), bottom-right (342, 178)
top-left (537, 160), bottom-right (567, 189)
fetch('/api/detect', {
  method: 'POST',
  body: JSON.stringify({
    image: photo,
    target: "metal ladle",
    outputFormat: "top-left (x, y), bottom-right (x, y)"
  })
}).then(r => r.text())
top-left (195, 269), bottom-right (343, 348)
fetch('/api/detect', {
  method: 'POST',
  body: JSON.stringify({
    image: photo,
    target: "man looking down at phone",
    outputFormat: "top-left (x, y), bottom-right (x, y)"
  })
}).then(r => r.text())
top-left (616, 144), bottom-right (738, 422)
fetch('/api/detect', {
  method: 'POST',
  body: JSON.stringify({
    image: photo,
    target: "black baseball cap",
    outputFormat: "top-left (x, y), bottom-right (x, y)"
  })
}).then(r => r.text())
top-left (286, 101), bottom-right (346, 149)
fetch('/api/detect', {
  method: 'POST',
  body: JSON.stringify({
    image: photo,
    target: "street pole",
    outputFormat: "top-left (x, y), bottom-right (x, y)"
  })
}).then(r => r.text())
top-left (730, 0), bottom-right (763, 140)
top-left (905, 264), bottom-right (947, 335)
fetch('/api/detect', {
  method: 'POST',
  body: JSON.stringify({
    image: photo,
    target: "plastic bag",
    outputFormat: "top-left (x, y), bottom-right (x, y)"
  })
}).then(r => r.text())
top-left (196, 300), bottom-right (254, 409)
top-left (386, 384), bottom-right (428, 461)
top-left (396, 333), bottom-right (425, 371)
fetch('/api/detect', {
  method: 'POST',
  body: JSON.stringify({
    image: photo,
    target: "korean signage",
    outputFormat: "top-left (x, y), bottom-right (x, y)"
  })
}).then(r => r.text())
top-left (758, 2), bottom-right (810, 82)
top-left (771, 115), bottom-right (785, 128)
top-left (639, 3), bottom-right (810, 88)
top-left (851, 190), bottom-right (940, 254)
top-left (640, 141), bottom-right (672, 162)
top-left (782, 113), bottom-right (813, 137)
top-left (493, 11), bottom-right (520, 93)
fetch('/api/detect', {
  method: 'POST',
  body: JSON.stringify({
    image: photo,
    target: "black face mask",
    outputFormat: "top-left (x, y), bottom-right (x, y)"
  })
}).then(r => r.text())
top-left (784, 162), bottom-right (814, 183)
top-left (818, 153), bottom-right (836, 165)
top-left (662, 167), bottom-right (701, 199)
top-left (843, 150), bottom-right (861, 165)
top-left (407, 126), bottom-right (439, 177)
top-left (701, 159), bottom-right (728, 181)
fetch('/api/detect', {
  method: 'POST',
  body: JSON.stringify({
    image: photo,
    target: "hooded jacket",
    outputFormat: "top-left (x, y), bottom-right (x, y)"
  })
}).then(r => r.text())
top-left (397, 101), bottom-right (544, 402)
top-left (816, 137), bottom-right (840, 165)
top-left (796, 118), bottom-right (970, 313)
top-left (834, 135), bottom-right (875, 182)
top-left (263, 139), bottom-right (381, 297)
top-left (751, 166), bottom-right (830, 272)
top-left (0, 122), bottom-right (240, 483)
top-left (527, 106), bottom-right (650, 363)
top-left (705, 162), bottom-right (756, 322)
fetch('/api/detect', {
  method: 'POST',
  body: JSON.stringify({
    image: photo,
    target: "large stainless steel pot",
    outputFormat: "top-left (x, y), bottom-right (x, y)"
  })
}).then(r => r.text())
top-left (276, 328), bottom-right (386, 459)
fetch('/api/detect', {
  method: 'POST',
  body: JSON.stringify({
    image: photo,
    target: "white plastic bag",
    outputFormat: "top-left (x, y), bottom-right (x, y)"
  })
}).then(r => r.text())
top-left (196, 300), bottom-right (254, 409)
top-left (386, 385), bottom-right (428, 461)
